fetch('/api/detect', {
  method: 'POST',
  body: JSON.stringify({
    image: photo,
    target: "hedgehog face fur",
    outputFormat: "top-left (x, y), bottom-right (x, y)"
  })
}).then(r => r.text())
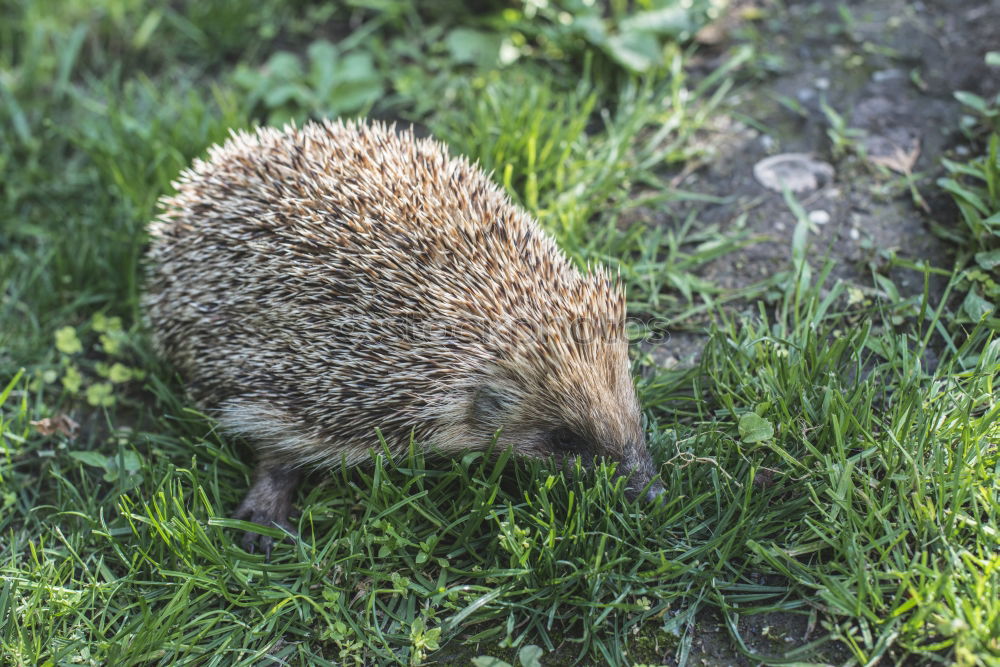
top-left (144, 120), bottom-right (662, 555)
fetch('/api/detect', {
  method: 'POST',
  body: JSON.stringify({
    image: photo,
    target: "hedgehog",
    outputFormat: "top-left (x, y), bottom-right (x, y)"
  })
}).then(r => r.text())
top-left (144, 119), bottom-right (664, 556)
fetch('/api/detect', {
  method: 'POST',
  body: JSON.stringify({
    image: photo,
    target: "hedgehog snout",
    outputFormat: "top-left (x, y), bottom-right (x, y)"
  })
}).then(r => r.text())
top-left (617, 447), bottom-right (664, 504)
top-left (620, 472), bottom-right (665, 504)
top-left (643, 480), bottom-right (666, 504)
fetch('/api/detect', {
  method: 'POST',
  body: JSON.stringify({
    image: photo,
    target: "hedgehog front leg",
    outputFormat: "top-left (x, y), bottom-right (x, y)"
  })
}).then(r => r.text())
top-left (233, 462), bottom-right (301, 559)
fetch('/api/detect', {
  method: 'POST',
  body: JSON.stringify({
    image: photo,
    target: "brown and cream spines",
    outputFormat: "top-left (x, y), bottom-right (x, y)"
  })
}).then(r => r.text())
top-left (144, 119), bottom-right (662, 556)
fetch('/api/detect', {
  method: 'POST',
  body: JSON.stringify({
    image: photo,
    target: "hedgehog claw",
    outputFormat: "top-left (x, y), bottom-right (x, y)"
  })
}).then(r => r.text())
top-left (233, 463), bottom-right (301, 560)
top-left (237, 516), bottom-right (295, 560)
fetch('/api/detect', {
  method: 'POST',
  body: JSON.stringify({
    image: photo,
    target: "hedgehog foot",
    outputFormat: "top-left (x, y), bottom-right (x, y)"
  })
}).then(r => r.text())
top-left (233, 463), bottom-right (301, 560)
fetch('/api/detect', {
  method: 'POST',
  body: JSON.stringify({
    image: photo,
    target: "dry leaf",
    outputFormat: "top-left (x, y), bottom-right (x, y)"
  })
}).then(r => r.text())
top-left (695, 21), bottom-right (728, 45)
top-left (31, 414), bottom-right (79, 439)
top-left (869, 138), bottom-right (920, 174)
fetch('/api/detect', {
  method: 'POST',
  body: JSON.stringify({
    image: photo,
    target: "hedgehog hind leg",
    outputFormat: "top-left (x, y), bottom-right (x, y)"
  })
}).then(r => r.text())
top-left (233, 462), bottom-right (301, 559)
top-left (216, 398), bottom-right (316, 557)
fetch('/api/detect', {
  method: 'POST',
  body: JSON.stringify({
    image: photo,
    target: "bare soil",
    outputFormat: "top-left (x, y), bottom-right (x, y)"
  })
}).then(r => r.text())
top-left (648, 0), bottom-right (1000, 377)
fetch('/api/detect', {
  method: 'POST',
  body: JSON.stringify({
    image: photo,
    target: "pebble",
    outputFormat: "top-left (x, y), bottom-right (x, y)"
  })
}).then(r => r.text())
top-left (753, 153), bottom-right (835, 193)
top-left (850, 228), bottom-right (860, 241)
top-left (808, 209), bottom-right (831, 225)
top-left (814, 76), bottom-right (830, 90)
top-left (872, 69), bottom-right (903, 82)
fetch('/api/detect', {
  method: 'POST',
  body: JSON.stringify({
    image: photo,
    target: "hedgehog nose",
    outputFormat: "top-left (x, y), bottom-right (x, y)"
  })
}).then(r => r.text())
top-left (644, 481), bottom-right (666, 504)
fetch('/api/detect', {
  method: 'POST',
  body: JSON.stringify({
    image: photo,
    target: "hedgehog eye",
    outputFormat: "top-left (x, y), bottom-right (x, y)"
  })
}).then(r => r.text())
top-left (550, 428), bottom-right (579, 452)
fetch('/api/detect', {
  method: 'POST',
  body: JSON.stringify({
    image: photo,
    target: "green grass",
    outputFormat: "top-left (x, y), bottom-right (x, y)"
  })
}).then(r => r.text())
top-left (938, 111), bottom-right (1000, 327)
top-left (2, 1), bottom-right (999, 665)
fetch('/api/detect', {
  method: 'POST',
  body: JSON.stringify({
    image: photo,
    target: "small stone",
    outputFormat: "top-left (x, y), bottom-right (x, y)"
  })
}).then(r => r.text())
top-left (955, 145), bottom-right (970, 157)
top-left (760, 135), bottom-right (776, 151)
top-left (814, 76), bottom-right (830, 90)
top-left (849, 228), bottom-right (860, 241)
top-left (753, 153), bottom-right (835, 193)
top-left (808, 209), bottom-right (831, 225)
top-left (872, 69), bottom-right (903, 82)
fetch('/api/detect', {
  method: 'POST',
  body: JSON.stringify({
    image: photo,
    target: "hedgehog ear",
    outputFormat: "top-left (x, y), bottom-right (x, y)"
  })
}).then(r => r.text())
top-left (470, 384), bottom-right (516, 425)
